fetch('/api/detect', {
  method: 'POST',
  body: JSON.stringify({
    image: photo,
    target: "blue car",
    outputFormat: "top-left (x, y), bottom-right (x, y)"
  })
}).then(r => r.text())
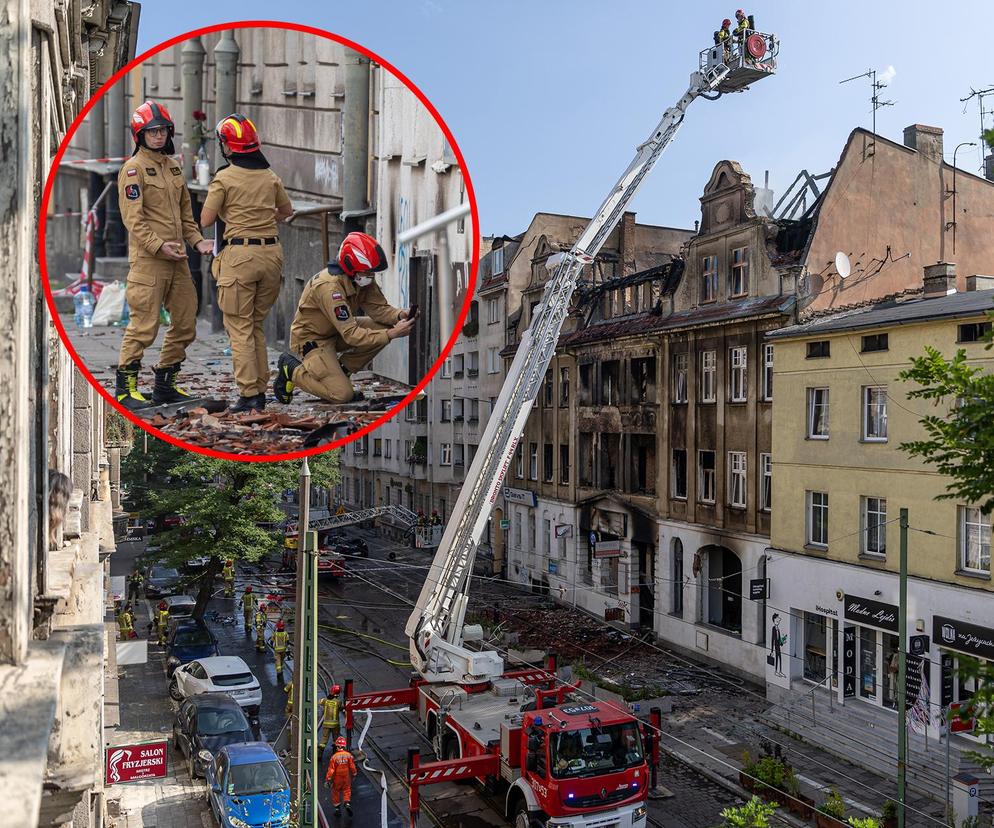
top-left (205, 742), bottom-right (291, 828)
top-left (165, 619), bottom-right (218, 677)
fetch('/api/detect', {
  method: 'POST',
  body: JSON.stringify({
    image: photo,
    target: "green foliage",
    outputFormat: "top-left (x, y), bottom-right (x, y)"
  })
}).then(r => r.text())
top-left (718, 796), bottom-right (778, 827)
top-left (948, 656), bottom-right (994, 770)
top-left (982, 127), bottom-right (994, 151)
top-left (881, 800), bottom-right (897, 819)
top-left (121, 435), bottom-right (340, 569)
top-left (817, 790), bottom-right (846, 819)
top-left (848, 818), bottom-right (880, 828)
top-left (898, 339), bottom-right (994, 515)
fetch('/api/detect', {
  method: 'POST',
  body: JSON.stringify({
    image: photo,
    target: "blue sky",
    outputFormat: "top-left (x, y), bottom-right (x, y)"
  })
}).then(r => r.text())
top-left (138, 1), bottom-right (989, 236)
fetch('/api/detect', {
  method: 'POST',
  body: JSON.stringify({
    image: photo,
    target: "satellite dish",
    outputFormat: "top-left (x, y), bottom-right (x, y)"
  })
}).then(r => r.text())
top-left (835, 251), bottom-right (852, 280)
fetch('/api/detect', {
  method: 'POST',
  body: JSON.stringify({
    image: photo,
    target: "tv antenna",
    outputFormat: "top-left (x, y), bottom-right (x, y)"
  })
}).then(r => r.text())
top-left (840, 66), bottom-right (896, 136)
top-left (960, 85), bottom-right (994, 170)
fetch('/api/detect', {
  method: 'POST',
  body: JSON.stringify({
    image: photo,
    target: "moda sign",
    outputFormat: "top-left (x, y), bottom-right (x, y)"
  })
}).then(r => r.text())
top-left (105, 741), bottom-right (167, 785)
top-left (843, 595), bottom-right (899, 633)
top-left (933, 615), bottom-right (994, 661)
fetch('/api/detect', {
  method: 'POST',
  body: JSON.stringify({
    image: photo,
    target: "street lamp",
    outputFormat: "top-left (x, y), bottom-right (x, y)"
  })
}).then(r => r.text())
top-left (949, 141), bottom-right (976, 256)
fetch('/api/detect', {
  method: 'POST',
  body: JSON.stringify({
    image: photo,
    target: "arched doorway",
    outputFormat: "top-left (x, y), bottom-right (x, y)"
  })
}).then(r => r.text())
top-left (701, 544), bottom-right (742, 634)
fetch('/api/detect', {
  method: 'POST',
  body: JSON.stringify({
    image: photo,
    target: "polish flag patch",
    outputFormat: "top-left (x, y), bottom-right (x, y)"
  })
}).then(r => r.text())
top-left (126, 168), bottom-right (137, 177)
top-left (331, 292), bottom-right (344, 300)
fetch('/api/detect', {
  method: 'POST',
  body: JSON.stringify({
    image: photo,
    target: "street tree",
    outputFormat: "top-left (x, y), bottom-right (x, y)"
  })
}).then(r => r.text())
top-left (122, 436), bottom-right (340, 617)
top-left (899, 318), bottom-right (994, 769)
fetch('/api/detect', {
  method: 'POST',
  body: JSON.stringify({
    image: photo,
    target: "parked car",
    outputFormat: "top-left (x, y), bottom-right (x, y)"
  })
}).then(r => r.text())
top-left (164, 594), bottom-right (196, 624)
top-left (165, 620), bottom-right (219, 677)
top-left (205, 742), bottom-right (291, 828)
top-left (338, 537), bottom-right (369, 557)
top-left (144, 565), bottom-right (182, 598)
top-left (169, 657), bottom-right (262, 717)
top-left (172, 693), bottom-right (253, 778)
top-left (183, 553), bottom-right (211, 572)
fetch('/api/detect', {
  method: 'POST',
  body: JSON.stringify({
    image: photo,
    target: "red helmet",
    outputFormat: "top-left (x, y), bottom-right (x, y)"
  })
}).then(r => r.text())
top-left (158, 601), bottom-right (167, 610)
top-left (335, 736), bottom-right (347, 749)
top-left (259, 603), bottom-right (267, 612)
top-left (276, 620), bottom-right (285, 630)
top-left (226, 558), bottom-right (234, 564)
top-left (338, 232), bottom-right (387, 277)
top-left (735, 9), bottom-right (745, 17)
top-left (331, 684), bottom-right (341, 695)
top-left (722, 18), bottom-right (731, 27)
top-left (130, 101), bottom-right (174, 142)
top-left (245, 585), bottom-right (252, 593)
top-left (216, 114), bottom-right (261, 154)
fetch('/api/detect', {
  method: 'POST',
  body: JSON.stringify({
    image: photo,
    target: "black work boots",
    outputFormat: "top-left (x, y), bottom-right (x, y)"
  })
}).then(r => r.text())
top-left (230, 393), bottom-right (266, 414)
top-left (152, 363), bottom-right (193, 404)
top-left (115, 362), bottom-right (151, 410)
top-left (274, 352), bottom-right (301, 404)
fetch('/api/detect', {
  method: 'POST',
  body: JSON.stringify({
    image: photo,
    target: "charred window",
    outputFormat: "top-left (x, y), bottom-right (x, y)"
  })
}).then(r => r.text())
top-left (630, 357), bottom-right (656, 404)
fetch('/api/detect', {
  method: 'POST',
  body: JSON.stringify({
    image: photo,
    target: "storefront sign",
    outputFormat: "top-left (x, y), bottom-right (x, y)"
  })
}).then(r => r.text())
top-left (843, 595), bottom-right (898, 633)
top-left (814, 604), bottom-right (839, 618)
top-left (548, 561), bottom-right (558, 575)
top-left (940, 652), bottom-right (955, 709)
top-left (749, 579), bottom-right (769, 600)
top-left (105, 741), bottom-right (167, 785)
top-left (555, 524), bottom-right (573, 539)
top-left (499, 519), bottom-right (510, 530)
top-left (933, 615), bottom-right (994, 661)
top-left (842, 626), bottom-right (857, 698)
top-left (503, 487), bottom-right (537, 507)
top-left (594, 540), bottom-right (622, 559)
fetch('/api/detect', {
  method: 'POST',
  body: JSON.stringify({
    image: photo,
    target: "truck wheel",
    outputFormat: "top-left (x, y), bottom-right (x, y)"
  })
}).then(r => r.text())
top-left (512, 801), bottom-right (538, 828)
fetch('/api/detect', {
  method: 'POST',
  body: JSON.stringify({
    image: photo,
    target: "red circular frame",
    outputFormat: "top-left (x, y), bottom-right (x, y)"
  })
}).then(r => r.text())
top-left (39, 19), bottom-right (479, 463)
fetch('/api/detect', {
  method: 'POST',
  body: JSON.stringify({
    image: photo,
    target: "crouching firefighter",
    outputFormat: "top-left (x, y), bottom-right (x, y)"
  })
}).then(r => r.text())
top-left (115, 101), bottom-right (213, 410)
top-left (274, 232), bottom-right (417, 405)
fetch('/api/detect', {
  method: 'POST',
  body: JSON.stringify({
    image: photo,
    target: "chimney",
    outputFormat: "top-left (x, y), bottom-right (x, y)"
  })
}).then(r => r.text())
top-left (903, 124), bottom-right (944, 164)
top-left (985, 154), bottom-right (994, 183)
top-left (619, 211), bottom-right (637, 276)
top-left (966, 274), bottom-right (994, 292)
top-left (922, 262), bottom-right (956, 298)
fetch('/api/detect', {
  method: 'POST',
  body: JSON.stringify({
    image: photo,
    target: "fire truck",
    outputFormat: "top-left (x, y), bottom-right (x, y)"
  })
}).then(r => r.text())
top-left (345, 31), bottom-right (778, 828)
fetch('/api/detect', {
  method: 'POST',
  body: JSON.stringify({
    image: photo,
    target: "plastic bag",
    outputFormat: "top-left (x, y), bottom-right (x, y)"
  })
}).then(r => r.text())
top-left (91, 280), bottom-right (127, 326)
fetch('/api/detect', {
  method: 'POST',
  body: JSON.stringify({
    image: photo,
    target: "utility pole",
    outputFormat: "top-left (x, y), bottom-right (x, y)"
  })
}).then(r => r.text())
top-left (897, 507), bottom-right (908, 828)
top-left (290, 460), bottom-right (319, 827)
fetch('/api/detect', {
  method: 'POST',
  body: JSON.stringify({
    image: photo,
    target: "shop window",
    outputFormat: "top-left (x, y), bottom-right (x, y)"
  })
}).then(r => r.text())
top-left (859, 626), bottom-right (877, 700)
top-left (705, 546), bottom-right (742, 633)
top-left (803, 612), bottom-right (828, 682)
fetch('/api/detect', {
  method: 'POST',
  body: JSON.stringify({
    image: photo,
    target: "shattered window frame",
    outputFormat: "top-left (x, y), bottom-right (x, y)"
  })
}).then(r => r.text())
top-left (543, 443), bottom-right (554, 483)
top-left (559, 366), bottom-right (570, 406)
top-left (729, 346), bottom-right (747, 403)
top-left (700, 350), bottom-right (716, 403)
top-left (760, 453), bottom-right (772, 512)
top-left (698, 450), bottom-right (716, 504)
top-left (672, 353), bottom-right (689, 404)
top-left (560, 444), bottom-right (570, 484)
top-left (701, 255), bottom-right (718, 303)
top-left (730, 247), bottom-right (750, 297)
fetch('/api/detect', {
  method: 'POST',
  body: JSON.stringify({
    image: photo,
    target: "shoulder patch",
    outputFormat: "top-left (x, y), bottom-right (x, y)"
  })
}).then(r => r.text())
top-left (126, 168), bottom-right (138, 177)
top-left (125, 184), bottom-right (140, 201)
top-left (331, 292), bottom-right (344, 300)
top-left (145, 167), bottom-right (157, 177)
top-left (334, 305), bottom-right (350, 322)
top-left (170, 167), bottom-right (182, 176)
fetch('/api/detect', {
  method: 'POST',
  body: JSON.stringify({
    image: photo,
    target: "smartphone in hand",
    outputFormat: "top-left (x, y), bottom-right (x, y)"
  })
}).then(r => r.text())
top-left (407, 304), bottom-right (419, 320)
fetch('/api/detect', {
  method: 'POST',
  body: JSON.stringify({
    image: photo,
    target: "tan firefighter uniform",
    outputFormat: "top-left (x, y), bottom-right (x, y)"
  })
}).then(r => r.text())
top-left (288, 267), bottom-right (404, 403)
top-left (203, 165), bottom-right (290, 396)
top-left (222, 560), bottom-right (235, 597)
top-left (117, 146), bottom-right (205, 368)
top-left (254, 608), bottom-right (267, 652)
top-left (273, 627), bottom-right (289, 673)
top-left (284, 680), bottom-right (294, 717)
top-left (318, 695), bottom-right (342, 749)
top-left (239, 589), bottom-right (257, 628)
top-left (156, 606), bottom-right (170, 645)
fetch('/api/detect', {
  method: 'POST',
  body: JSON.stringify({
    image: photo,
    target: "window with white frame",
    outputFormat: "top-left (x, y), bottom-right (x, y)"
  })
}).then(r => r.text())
top-left (439, 443), bottom-right (452, 465)
top-left (487, 347), bottom-right (501, 374)
top-left (861, 496), bottom-right (887, 556)
top-left (863, 386), bottom-right (888, 441)
top-left (960, 506), bottom-right (991, 574)
top-left (529, 442), bottom-right (538, 480)
top-left (807, 388), bottom-right (829, 438)
top-left (516, 443), bottom-right (524, 478)
top-left (440, 399), bottom-right (452, 422)
top-left (487, 297), bottom-right (500, 324)
top-left (492, 246), bottom-right (504, 275)
top-left (702, 255), bottom-right (718, 302)
top-left (730, 247), bottom-right (750, 296)
top-left (728, 452), bottom-right (746, 507)
top-left (672, 353), bottom-right (688, 403)
top-left (762, 343), bottom-right (774, 401)
top-left (700, 350), bottom-right (716, 403)
top-left (698, 450), bottom-right (716, 503)
top-left (559, 366), bottom-right (570, 406)
top-left (729, 346), bottom-right (747, 402)
top-left (760, 453), bottom-right (772, 511)
top-left (807, 491), bottom-right (829, 547)
top-left (441, 357), bottom-right (452, 378)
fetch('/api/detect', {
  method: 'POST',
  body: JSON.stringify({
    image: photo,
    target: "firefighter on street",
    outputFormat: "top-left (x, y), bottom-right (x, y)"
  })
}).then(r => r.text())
top-left (274, 232), bottom-right (417, 405)
top-left (318, 685), bottom-right (342, 750)
top-left (324, 736), bottom-right (356, 818)
top-left (115, 101), bottom-right (213, 410)
top-left (273, 619), bottom-right (289, 675)
top-left (284, 679), bottom-right (293, 717)
top-left (239, 584), bottom-right (257, 629)
top-left (200, 115), bottom-right (293, 413)
top-left (155, 600), bottom-right (169, 645)
top-left (127, 567), bottom-right (144, 602)
top-left (117, 605), bottom-right (136, 640)
top-left (222, 557), bottom-right (235, 598)
top-left (254, 603), bottom-right (268, 652)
